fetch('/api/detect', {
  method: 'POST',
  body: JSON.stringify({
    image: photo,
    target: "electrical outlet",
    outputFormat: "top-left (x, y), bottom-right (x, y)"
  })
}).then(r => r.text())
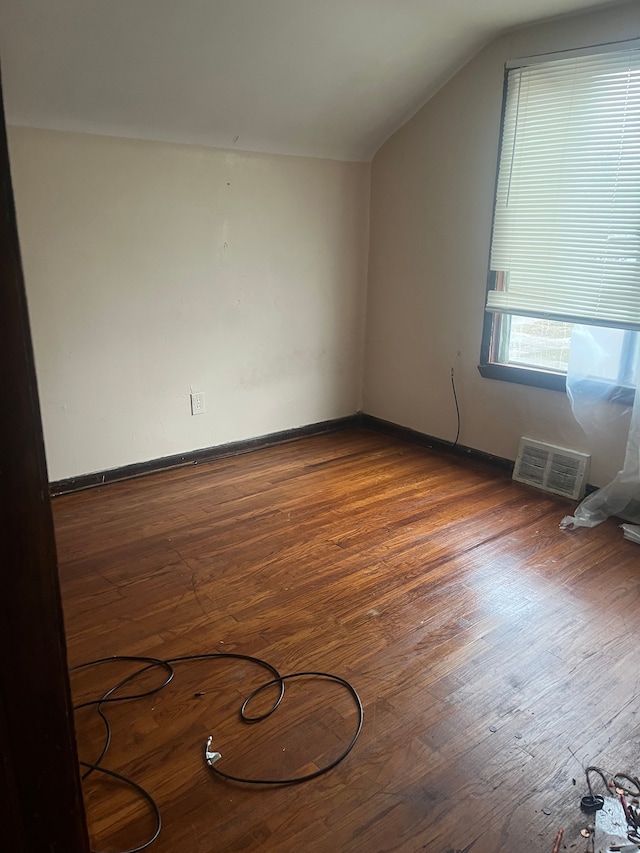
top-left (190, 392), bottom-right (205, 415)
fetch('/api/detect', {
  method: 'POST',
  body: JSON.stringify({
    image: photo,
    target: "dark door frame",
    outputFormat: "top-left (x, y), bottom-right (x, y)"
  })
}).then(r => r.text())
top-left (0, 65), bottom-right (90, 852)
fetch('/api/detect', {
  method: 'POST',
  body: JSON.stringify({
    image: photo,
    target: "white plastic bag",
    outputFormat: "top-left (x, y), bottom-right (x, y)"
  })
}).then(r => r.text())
top-left (561, 326), bottom-right (640, 531)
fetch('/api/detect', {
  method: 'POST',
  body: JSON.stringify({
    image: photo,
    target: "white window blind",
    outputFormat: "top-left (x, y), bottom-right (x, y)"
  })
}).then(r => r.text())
top-left (486, 47), bottom-right (640, 331)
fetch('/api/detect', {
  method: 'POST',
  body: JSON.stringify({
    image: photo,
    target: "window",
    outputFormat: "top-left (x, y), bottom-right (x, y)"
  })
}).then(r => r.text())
top-left (479, 44), bottom-right (640, 394)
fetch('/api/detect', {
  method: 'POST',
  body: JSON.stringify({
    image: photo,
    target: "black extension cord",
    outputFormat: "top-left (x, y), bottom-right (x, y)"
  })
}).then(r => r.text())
top-left (581, 765), bottom-right (640, 824)
top-left (450, 366), bottom-right (461, 448)
top-left (71, 652), bottom-right (363, 853)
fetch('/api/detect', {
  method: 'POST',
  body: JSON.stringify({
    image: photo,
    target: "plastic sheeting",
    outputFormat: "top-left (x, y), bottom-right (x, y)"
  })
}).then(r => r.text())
top-left (622, 523), bottom-right (640, 543)
top-left (560, 325), bottom-right (640, 532)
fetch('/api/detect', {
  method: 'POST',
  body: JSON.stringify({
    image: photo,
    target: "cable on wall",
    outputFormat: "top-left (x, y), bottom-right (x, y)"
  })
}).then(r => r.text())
top-left (450, 364), bottom-right (461, 448)
top-left (448, 351), bottom-right (461, 448)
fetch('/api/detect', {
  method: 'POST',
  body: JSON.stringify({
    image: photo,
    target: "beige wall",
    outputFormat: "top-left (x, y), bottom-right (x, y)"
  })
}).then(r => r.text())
top-left (9, 128), bottom-right (370, 481)
top-left (365, 1), bottom-right (640, 487)
top-left (11, 2), bottom-right (640, 487)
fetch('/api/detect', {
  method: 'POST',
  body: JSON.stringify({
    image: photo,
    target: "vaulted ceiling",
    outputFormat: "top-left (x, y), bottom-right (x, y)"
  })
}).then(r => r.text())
top-left (0, 0), bottom-right (626, 161)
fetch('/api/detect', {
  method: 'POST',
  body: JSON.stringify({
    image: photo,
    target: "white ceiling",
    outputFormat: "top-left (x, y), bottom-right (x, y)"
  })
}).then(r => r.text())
top-left (0, 0), bottom-right (625, 161)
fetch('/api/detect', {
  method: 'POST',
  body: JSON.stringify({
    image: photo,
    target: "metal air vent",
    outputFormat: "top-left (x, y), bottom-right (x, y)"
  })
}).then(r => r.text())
top-left (513, 438), bottom-right (590, 501)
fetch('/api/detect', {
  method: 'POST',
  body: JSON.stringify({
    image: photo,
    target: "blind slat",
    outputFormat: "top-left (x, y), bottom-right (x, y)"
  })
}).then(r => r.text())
top-left (487, 47), bottom-right (640, 331)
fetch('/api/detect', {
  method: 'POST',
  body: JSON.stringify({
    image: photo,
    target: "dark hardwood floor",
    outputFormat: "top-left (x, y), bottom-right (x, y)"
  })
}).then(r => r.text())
top-left (54, 428), bottom-right (640, 853)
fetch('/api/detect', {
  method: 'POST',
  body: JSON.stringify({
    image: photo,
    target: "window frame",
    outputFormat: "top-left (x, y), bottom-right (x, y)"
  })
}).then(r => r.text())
top-left (478, 49), bottom-right (638, 406)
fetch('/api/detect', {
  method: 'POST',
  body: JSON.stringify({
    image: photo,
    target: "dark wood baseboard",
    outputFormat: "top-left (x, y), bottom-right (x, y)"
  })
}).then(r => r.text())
top-left (360, 413), bottom-right (514, 472)
top-left (361, 415), bottom-right (601, 495)
top-left (50, 413), bottom-right (520, 496)
top-left (50, 415), bottom-right (363, 496)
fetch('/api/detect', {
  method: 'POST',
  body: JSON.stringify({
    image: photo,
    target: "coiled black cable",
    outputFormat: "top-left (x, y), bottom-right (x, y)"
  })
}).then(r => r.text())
top-left (70, 652), bottom-right (363, 853)
top-left (211, 671), bottom-right (363, 784)
top-left (73, 655), bottom-right (175, 781)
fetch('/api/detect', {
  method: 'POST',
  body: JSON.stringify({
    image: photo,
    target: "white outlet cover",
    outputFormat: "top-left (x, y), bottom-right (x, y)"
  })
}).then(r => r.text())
top-left (190, 392), bottom-right (205, 415)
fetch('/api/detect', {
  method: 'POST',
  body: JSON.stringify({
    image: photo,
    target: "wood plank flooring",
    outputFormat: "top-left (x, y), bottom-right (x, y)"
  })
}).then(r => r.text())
top-left (54, 429), bottom-right (640, 853)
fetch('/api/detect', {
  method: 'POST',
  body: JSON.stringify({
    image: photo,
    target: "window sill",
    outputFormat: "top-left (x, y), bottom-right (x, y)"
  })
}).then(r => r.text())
top-left (478, 362), bottom-right (636, 406)
top-left (478, 362), bottom-right (566, 392)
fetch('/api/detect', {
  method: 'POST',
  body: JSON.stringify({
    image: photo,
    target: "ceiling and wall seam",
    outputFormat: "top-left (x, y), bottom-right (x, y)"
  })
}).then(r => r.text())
top-left (0, 0), bottom-right (628, 163)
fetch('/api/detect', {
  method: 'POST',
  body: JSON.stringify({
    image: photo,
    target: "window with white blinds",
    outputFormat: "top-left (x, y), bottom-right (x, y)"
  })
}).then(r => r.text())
top-left (486, 46), bottom-right (640, 331)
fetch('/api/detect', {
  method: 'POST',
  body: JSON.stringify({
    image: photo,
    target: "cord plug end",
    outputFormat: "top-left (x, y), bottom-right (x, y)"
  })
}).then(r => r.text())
top-left (205, 735), bottom-right (222, 766)
top-left (580, 794), bottom-right (604, 812)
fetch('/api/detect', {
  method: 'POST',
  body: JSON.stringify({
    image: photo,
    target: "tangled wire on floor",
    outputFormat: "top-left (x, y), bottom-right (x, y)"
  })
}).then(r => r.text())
top-left (71, 652), bottom-right (363, 853)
